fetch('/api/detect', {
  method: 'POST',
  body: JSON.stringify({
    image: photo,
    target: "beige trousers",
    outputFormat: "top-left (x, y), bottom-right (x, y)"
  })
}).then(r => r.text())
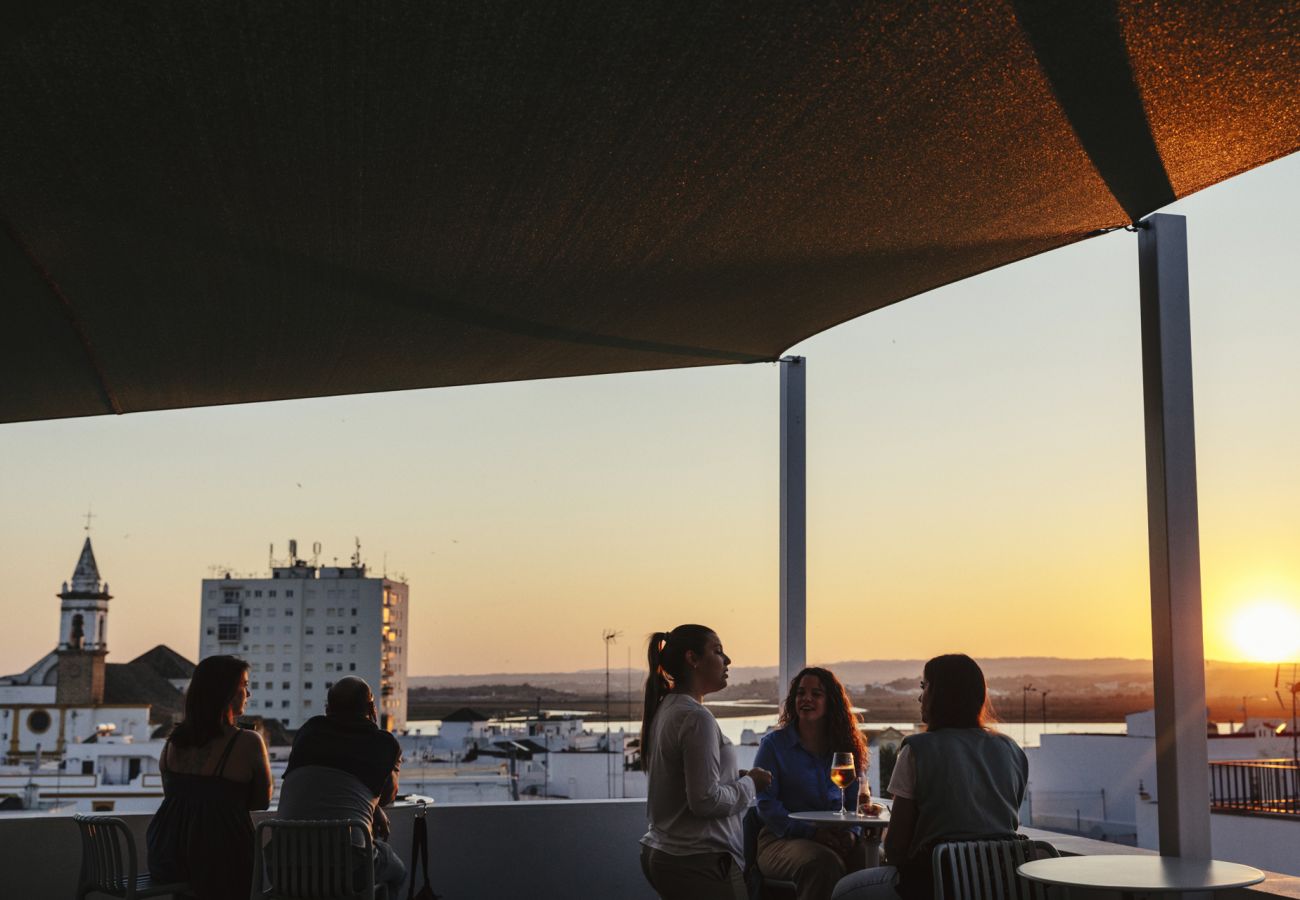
top-left (758, 829), bottom-right (865, 900)
top-left (640, 844), bottom-right (748, 900)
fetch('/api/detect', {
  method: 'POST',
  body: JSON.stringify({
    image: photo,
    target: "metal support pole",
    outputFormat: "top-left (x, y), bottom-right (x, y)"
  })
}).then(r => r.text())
top-left (1138, 213), bottom-right (1212, 859)
top-left (779, 356), bottom-right (807, 702)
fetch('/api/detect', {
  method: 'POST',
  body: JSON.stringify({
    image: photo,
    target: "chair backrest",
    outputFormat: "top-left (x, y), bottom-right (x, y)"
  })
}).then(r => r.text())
top-left (930, 837), bottom-right (1060, 900)
top-left (74, 814), bottom-right (140, 898)
top-left (252, 818), bottom-right (377, 900)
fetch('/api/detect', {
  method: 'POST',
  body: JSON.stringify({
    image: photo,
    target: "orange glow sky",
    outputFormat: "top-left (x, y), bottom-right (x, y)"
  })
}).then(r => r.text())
top-left (2, 155), bottom-right (1298, 676)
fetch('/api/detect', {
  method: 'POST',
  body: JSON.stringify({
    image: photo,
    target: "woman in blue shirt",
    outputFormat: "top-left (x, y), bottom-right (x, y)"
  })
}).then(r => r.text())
top-left (754, 667), bottom-right (869, 900)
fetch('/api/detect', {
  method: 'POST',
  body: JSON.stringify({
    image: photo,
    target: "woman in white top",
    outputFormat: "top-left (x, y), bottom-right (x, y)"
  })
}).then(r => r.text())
top-left (639, 624), bottom-right (773, 900)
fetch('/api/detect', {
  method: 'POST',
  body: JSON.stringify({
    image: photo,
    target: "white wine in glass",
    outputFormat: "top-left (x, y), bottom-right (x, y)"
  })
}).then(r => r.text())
top-left (830, 752), bottom-right (855, 816)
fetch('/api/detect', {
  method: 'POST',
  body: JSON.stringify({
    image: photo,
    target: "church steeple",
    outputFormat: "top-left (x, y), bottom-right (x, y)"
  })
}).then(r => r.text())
top-left (70, 537), bottom-right (102, 593)
top-left (58, 536), bottom-right (112, 653)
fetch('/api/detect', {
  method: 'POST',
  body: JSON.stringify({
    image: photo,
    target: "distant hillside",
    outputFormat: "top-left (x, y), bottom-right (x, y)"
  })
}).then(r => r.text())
top-left (410, 658), bottom-right (1287, 699)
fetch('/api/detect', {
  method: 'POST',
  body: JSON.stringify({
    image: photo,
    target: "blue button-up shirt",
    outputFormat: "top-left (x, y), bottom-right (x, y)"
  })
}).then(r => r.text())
top-left (753, 726), bottom-right (859, 839)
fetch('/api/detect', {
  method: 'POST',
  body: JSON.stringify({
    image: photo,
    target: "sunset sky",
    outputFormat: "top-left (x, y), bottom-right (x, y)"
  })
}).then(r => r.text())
top-left (2, 154), bottom-right (1297, 677)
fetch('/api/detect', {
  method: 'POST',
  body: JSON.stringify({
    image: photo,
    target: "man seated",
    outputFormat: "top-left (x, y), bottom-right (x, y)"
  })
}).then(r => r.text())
top-left (277, 677), bottom-right (405, 894)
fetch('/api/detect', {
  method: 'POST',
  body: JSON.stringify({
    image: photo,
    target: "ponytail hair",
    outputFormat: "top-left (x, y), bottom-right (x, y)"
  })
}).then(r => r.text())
top-left (639, 624), bottom-right (716, 764)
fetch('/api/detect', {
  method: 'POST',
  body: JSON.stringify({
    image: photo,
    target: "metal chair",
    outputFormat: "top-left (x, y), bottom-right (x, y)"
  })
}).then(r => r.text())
top-left (251, 819), bottom-right (388, 900)
top-left (742, 807), bottom-right (799, 900)
top-left (73, 814), bottom-right (193, 900)
top-left (930, 837), bottom-right (1060, 900)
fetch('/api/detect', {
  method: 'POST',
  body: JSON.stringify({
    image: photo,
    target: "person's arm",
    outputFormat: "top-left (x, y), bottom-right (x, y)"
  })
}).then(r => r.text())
top-left (753, 738), bottom-right (815, 840)
top-left (245, 731), bottom-right (273, 811)
top-left (883, 795), bottom-right (917, 863)
top-left (379, 744), bottom-right (401, 807)
top-left (680, 709), bottom-right (755, 818)
top-left (883, 744), bottom-right (917, 863)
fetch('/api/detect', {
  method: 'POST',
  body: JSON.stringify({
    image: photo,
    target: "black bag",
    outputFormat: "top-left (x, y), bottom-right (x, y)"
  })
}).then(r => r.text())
top-left (407, 805), bottom-right (442, 900)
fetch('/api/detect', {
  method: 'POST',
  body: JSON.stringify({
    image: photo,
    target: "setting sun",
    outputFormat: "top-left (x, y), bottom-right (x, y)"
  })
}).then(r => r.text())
top-left (1230, 601), bottom-right (1300, 663)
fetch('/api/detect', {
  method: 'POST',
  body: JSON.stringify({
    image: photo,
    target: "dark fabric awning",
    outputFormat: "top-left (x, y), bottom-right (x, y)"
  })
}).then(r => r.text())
top-left (1, 2), bottom-right (1296, 423)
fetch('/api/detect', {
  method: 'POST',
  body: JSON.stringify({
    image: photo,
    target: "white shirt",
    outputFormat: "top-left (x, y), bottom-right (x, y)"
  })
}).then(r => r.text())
top-left (641, 693), bottom-right (756, 865)
top-left (888, 745), bottom-right (916, 798)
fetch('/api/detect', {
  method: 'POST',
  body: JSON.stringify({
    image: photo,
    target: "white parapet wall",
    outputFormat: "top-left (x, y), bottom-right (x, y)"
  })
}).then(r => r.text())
top-left (0, 798), bottom-right (659, 900)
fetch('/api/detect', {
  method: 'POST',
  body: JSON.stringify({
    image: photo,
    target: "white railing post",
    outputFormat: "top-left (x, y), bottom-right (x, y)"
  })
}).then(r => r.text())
top-left (1138, 213), bottom-right (1212, 858)
top-left (779, 356), bottom-right (807, 703)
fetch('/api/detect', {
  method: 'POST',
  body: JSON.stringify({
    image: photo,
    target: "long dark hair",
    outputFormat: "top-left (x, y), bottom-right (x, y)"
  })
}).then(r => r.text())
top-left (640, 624), bottom-right (715, 763)
top-left (778, 666), bottom-right (869, 772)
top-left (923, 653), bottom-right (996, 730)
top-left (170, 655), bottom-right (248, 748)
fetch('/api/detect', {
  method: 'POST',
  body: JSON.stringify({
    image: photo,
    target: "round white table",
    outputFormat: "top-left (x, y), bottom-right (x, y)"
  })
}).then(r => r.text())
top-left (1018, 855), bottom-right (1264, 899)
top-left (789, 809), bottom-right (891, 868)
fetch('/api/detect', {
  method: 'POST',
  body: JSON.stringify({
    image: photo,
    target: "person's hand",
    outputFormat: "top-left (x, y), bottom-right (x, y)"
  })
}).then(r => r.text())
top-left (813, 828), bottom-right (855, 859)
top-left (743, 767), bottom-right (772, 793)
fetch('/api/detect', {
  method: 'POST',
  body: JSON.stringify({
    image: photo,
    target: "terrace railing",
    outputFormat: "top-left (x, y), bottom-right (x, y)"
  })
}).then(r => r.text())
top-left (1209, 760), bottom-right (1299, 817)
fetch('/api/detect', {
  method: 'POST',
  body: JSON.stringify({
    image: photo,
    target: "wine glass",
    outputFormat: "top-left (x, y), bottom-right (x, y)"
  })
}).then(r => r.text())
top-left (829, 752), bottom-right (855, 816)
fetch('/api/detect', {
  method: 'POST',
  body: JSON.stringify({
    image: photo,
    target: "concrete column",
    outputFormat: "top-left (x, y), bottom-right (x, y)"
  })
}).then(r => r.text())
top-left (779, 356), bottom-right (807, 701)
top-left (1138, 213), bottom-right (1212, 858)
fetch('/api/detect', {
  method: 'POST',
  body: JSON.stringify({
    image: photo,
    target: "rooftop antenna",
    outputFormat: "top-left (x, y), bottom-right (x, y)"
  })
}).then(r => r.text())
top-left (1275, 663), bottom-right (1299, 764)
top-left (269, 543), bottom-right (275, 570)
top-left (603, 629), bottom-right (622, 798)
top-left (289, 538), bottom-right (298, 562)
top-left (312, 542), bottom-right (322, 566)
top-left (351, 537), bottom-right (362, 568)
top-left (383, 552), bottom-right (388, 577)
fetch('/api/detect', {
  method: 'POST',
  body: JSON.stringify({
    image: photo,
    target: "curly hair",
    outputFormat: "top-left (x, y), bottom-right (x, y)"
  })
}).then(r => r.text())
top-left (778, 667), bottom-right (868, 772)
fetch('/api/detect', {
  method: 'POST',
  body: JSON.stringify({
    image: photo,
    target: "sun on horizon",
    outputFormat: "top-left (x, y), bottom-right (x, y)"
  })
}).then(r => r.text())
top-left (1228, 600), bottom-right (1300, 664)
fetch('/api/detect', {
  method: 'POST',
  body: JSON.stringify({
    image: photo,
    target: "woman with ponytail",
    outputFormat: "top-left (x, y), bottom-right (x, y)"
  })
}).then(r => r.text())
top-left (639, 625), bottom-right (772, 900)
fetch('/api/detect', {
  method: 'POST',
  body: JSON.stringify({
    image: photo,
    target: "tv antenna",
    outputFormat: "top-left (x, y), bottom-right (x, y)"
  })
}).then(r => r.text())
top-left (1274, 663), bottom-right (1298, 763)
top-left (312, 542), bottom-right (322, 566)
top-left (602, 629), bottom-right (622, 799)
top-left (351, 537), bottom-right (362, 568)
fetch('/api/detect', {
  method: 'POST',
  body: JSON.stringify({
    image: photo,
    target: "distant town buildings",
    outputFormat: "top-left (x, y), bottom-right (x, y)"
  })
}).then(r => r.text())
top-left (197, 543), bottom-right (408, 730)
top-left (0, 537), bottom-right (193, 758)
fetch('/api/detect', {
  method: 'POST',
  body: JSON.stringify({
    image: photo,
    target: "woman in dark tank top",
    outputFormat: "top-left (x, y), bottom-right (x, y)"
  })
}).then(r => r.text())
top-left (147, 655), bottom-right (273, 900)
top-left (832, 654), bottom-right (1028, 900)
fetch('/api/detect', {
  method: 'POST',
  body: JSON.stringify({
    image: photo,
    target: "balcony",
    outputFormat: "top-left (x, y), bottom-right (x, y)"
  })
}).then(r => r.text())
top-left (4, 801), bottom-right (1300, 900)
top-left (1211, 761), bottom-right (1300, 818)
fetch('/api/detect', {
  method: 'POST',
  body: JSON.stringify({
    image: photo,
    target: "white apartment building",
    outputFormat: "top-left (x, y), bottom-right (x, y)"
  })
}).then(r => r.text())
top-left (198, 552), bottom-right (408, 731)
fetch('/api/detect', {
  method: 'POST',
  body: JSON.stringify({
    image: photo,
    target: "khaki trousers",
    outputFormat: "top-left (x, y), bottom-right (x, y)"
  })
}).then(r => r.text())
top-left (757, 829), bottom-right (864, 900)
top-left (640, 844), bottom-right (748, 900)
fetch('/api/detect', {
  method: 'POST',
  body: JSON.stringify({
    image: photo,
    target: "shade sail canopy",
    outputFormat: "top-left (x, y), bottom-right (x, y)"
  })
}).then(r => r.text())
top-left (2, 2), bottom-right (1296, 423)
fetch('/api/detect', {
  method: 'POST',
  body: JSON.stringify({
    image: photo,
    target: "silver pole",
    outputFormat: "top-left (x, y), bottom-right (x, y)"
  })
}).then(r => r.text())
top-left (1138, 213), bottom-right (1212, 858)
top-left (779, 356), bottom-right (807, 703)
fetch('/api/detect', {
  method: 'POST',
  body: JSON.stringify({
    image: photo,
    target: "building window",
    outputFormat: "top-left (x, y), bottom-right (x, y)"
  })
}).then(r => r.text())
top-left (325, 682), bottom-right (334, 690)
top-left (286, 590), bottom-right (294, 597)
top-left (92, 800), bottom-right (115, 812)
top-left (284, 607), bottom-right (291, 615)
top-left (217, 621), bottom-right (241, 642)
top-left (27, 710), bottom-right (52, 734)
top-left (349, 663), bottom-right (356, 671)
top-left (206, 627), bottom-right (215, 635)
top-left (304, 663), bottom-right (313, 672)
top-left (251, 681), bottom-right (260, 689)
top-left (352, 608), bottom-right (358, 616)
top-left (306, 608), bottom-right (315, 617)
top-left (264, 700), bottom-right (272, 708)
top-left (264, 662), bottom-right (275, 672)
top-left (282, 681), bottom-right (291, 690)
top-left (269, 590), bottom-right (278, 598)
top-left (267, 608), bottom-right (277, 618)
top-left (305, 645), bottom-right (314, 653)
top-left (304, 681), bottom-right (313, 689)
top-left (304, 700), bottom-right (312, 708)
top-left (350, 626), bottom-right (357, 635)
top-left (305, 626), bottom-right (315, 636)
top-left (282, 663), bottom-right (291, 672)
top-left (282, 700), bottom-right (290, 708)
top-left (252, 608), bottom-right (262, 617)
top-left (254, 590), bottom-right (262, 598)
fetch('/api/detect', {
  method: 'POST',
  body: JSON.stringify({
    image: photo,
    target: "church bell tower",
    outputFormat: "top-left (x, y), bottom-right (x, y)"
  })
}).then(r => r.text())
top-left (56, 537), bottom-right (110, 705)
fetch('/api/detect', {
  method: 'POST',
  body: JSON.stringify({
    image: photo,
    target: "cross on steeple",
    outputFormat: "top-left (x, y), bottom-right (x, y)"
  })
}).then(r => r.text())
top-left (83, 506), bottom-right (96, 532)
